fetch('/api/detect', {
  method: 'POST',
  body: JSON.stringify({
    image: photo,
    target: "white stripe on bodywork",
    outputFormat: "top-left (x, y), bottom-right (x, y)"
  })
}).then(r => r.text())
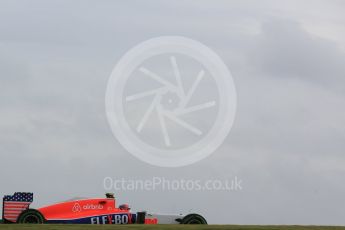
top-left (146, 213), bottom-right (185, 224)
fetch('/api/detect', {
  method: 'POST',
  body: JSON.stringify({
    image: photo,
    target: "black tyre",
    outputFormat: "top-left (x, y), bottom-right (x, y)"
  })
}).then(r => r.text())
top-left (17, 209), bottom-right (45, 224)
top-left (181, 214), bottom-right (207, 224)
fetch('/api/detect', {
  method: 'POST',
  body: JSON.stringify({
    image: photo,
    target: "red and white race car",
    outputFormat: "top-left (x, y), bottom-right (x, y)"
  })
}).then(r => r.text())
top-left (2, 192), bottom-right (207, 225)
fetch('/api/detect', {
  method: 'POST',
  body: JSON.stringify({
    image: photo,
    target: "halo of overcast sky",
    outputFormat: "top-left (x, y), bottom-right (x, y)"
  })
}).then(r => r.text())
top-left (1, 0), bottom-right (345, 225)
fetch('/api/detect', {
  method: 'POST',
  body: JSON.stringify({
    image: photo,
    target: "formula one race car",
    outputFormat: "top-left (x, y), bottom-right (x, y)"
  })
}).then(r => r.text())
top-left (2, 192), bottom-right (207, 225)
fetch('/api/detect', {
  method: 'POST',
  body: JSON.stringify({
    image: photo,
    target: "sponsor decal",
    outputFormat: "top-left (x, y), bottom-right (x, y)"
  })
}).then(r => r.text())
top-left (83, 204), bottom-right (104, 210)
top-left (72, 203), bottom-right (82, 213)
top-left (72, 202), bottom-right (104, 212)
top-left (91, 214), bottom-right (129, 224)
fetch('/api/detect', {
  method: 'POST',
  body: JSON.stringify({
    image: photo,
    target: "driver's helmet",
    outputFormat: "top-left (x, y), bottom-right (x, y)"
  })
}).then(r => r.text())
top-left (119, 204), bottom-right (130, 210)
top-left (105, 193), bottom-right (115, 199)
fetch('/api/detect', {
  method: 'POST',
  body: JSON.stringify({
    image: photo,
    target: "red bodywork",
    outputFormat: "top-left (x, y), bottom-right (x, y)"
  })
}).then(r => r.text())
top-left (2, 192), bottom-right (156, 224)
top-left (38, 198), bottom-right (133, 223)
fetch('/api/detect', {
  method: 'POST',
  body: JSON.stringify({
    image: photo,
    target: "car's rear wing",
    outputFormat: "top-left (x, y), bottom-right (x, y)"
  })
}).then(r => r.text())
top-left (2, 192), bottom-right (33, 223)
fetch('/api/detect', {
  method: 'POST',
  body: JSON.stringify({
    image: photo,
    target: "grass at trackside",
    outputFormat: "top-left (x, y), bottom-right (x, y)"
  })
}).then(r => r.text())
top-left (0, 225), bottom-right (345, 230)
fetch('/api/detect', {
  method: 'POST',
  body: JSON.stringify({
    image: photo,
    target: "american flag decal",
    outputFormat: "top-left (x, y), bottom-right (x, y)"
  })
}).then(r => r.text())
top-left (2, 192), bottom-right (33, 222)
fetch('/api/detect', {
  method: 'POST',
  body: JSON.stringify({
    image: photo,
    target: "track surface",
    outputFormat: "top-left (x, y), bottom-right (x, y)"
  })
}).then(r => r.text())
top-left (0, 225), bottom-right (345, 230)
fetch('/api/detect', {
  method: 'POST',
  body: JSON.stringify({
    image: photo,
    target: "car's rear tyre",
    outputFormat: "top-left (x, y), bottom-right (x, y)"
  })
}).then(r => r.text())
top-left (17, 209), bottom-right (45, 224)
top-left (181, 214), bottom-right (207, 224)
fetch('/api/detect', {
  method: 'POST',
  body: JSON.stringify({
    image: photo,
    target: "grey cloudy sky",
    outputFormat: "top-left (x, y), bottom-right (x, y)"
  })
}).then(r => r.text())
top-left (1, 0), bottom-right (345, 225)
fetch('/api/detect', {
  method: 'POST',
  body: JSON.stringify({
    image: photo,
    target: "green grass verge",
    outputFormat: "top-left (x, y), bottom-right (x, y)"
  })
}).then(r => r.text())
top-left (0, 225), bottom-right (345, 230)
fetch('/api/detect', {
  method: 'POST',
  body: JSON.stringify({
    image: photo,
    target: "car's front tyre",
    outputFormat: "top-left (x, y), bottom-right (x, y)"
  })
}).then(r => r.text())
top-left (181, 214), bottom-right (207, 224)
